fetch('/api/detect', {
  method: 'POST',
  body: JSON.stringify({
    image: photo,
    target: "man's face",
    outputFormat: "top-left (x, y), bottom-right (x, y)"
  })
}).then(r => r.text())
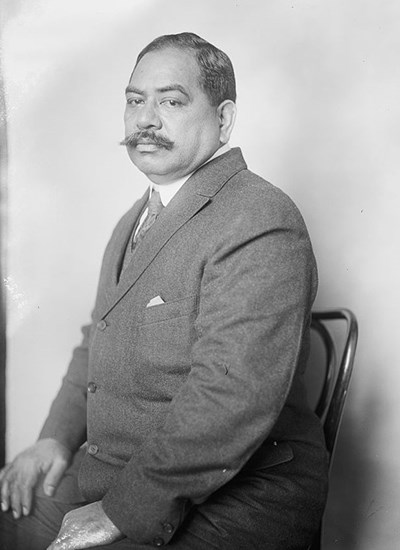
top-left (123, 48), bottom-right (223, 184)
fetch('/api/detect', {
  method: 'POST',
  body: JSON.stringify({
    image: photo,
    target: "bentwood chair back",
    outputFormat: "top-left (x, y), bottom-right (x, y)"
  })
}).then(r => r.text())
top-left (307, 309), bottom-right (358, 550)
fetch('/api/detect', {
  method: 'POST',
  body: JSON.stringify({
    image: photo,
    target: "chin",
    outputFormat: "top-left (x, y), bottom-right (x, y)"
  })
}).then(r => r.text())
top-left (130, 148), bottom-right (165, 164)
top-left (130, 155), bottom-right (171, 179)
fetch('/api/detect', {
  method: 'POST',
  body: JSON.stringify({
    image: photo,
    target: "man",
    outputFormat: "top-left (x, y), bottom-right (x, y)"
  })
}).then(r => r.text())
top-left (0, 33), bottom-right (328, 549)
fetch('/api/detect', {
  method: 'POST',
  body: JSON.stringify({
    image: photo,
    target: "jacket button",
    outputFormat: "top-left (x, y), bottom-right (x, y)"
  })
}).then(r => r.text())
top-left (97, 320), bottom-right (107, 331)
top-left (87, 382), bottom-right (97, 393)
top-left (88, 444), bottom-right (99, 455)
top-left (153, 537), bottom-right (164, 547)
top-left (163, 523), bottom-right (174, 534)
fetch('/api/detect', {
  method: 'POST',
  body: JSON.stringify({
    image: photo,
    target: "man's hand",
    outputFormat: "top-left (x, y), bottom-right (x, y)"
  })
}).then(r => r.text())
top-left (0, 438), bottom-right (71, 518)
top-left (47, 501), bottom-right (124, 550)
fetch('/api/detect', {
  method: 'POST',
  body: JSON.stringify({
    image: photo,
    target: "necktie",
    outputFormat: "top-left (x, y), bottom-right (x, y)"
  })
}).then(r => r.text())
top-left (119, 190), bottom-right (164, 278)
top-left (132, 189), bottom-right (164, 250)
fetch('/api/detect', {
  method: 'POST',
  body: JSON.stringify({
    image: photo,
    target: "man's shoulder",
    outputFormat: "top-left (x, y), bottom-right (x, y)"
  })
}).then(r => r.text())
top-left (212, 148), bottom-right (297, 207)
top-left (230, 165), bottom-right (278, 195)
top-left (223, 165), bottom-right (305, 227)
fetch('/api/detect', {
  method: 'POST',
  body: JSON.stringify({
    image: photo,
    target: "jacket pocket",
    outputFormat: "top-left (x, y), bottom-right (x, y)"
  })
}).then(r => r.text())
top-left (139, 294), bottom-right (199, 325)
top-left (134, 295), bottom-right (199, 386)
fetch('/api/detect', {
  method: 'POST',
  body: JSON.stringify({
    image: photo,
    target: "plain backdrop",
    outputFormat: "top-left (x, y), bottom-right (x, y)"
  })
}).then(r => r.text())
top-left (1, 1), bottom-right (400, 548)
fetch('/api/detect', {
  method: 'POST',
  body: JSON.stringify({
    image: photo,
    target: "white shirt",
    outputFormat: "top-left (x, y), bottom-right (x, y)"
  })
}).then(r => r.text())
top-left (135, 144), bottom-right (230, 235)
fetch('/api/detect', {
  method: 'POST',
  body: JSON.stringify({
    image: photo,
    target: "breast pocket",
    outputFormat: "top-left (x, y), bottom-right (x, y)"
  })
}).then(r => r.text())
top-left (135, 295), bottom-right (199, 385)
top-left (139, 295), bottom-right (199, 326)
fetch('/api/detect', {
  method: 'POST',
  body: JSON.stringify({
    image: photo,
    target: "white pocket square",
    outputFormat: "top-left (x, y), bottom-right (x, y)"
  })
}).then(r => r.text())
top-left (146, 295), bottom-right (165, 308)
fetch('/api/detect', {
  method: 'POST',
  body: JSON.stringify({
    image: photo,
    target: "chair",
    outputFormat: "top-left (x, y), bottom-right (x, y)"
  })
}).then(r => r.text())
top-left (307, 309), bottom-right (359, 550)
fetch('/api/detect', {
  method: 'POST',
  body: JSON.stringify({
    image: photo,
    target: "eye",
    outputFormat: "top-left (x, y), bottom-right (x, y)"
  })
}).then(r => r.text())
top-left (161, 99), bottom-right (182, 108)
top-left (126, 97), bottom-right (144, 106)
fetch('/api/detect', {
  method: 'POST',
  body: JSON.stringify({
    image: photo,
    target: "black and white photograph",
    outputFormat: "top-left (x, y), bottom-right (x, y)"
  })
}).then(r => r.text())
top-left (0, 1), bottom-right (399, 548)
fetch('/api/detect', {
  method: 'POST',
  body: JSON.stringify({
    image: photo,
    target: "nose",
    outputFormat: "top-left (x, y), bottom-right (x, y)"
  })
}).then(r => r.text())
top-left (136, 100), bottom-right (162, 130)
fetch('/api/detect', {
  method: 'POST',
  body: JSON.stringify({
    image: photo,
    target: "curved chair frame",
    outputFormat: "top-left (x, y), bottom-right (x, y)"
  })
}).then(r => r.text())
top-left (308, 308), bottom-right (358, 550)
top-left (311, 309), bottom-right (358, 463)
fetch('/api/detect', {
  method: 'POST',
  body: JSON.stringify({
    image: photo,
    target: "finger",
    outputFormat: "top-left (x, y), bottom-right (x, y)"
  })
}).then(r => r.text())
top-left (17, 465), bottom-right (40, 516)
top-left (0, 464), bottom-right (10, 482)
top-left (47, 532), bottom-right (69, 550)
top-left (20, 483), bottom-right (34, 516)
top-left (1, 477), bottom-right (10, 512)
top-left (10, 482), bottom-right (23, 519)
top-left (43, 458), bottom-right (67, 497)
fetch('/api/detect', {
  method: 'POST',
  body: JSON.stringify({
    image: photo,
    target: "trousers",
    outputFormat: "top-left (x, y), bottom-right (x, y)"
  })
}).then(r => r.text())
top-left (0, 441), bottom-right (327, 550)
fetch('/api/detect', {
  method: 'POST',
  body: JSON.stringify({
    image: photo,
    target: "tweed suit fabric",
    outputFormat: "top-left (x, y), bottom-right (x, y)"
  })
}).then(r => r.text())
top-left (39, 148), bottom-right (328, 547)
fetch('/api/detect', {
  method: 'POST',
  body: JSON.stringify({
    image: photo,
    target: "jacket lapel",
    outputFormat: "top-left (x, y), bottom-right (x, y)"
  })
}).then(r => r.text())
top-left (108, 189), bottom-right (149, 288)
top-left (101, 147), bottom-right (247, 318)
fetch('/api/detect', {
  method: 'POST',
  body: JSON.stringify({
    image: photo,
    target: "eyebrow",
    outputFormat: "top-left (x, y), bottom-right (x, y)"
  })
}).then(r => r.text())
top-left (157, 84), bottom-right (191, 100)
top-left (125, 85), bottom-right (144, 95)
top-left (125, 83), bottom-right (191, 100)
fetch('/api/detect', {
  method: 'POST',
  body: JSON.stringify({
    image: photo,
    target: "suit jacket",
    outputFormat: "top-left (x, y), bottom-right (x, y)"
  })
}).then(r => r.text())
top-left (40, 147), bottom-right (326, 545)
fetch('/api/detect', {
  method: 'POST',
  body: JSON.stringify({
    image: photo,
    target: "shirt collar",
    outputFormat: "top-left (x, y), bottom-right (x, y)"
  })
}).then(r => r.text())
top-left (151, 144), bottom-right (231, 207)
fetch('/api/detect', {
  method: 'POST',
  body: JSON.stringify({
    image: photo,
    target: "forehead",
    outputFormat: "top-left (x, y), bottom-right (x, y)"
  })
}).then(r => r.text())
top-left (129, 48), bottom-right (202, 92)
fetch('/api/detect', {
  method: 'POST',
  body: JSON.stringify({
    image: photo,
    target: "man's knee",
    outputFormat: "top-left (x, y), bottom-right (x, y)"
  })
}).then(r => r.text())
top-left (0, 496), bottom-right (81, 550)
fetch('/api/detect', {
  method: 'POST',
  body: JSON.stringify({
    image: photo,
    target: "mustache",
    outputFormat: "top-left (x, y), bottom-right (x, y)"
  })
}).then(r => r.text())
top-left (120, 130), bottom-right (174, 151)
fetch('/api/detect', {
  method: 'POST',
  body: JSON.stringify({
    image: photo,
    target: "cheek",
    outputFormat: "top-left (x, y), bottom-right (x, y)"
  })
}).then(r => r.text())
top-left (124, 107), bottom-right (140, 131)
top-left (124, 112), bottom-right (134, 131)
top-left (174, 116), bottom-right (217, 147)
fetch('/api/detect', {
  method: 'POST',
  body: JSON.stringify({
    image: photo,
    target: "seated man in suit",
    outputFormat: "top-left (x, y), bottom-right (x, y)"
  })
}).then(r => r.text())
top-left (0, 33), bottom-right (328, 550)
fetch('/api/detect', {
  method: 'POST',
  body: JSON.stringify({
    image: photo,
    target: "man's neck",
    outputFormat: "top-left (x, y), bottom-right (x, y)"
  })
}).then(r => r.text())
top-left (151, 143), bottom-right (231, 207)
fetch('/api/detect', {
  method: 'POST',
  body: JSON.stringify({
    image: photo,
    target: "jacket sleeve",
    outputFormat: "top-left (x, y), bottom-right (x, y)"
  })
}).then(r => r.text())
top-left (38, 323), bottom-right (90, 452)
top-left (101, 190), bottom-right (318, 544)
top-left (38, 204), bottom-right (141, 451)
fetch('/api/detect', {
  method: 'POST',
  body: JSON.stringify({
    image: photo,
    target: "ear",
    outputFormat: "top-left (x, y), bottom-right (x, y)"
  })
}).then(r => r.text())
top-left (217, 100), bottom-right (237, 145)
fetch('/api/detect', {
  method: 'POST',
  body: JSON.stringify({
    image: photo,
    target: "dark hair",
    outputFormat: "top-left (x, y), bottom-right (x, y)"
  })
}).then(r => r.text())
top-left (134, 32), bottom-right (236, 106)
